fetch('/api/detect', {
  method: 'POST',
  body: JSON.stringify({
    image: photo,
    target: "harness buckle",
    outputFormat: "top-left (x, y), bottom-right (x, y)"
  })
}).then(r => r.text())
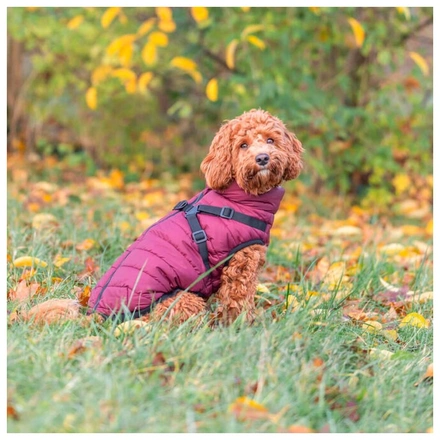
top-left (192, 230), bottom-right (207, 243)
top-left (173, 200), bottom-right (188, 211)
top-left (220, 207), bottom-right (234, 219)
top-left (185, 205), bottom-right (199, 216)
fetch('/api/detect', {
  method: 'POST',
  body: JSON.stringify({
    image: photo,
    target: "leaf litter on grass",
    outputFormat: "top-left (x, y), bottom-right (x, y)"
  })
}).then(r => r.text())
top-left (6, 153), bottom-right (433, 432)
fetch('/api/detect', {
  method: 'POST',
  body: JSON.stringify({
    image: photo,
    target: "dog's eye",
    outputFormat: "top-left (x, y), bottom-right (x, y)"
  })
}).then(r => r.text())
top-left (240, 143), bottom-right (248, 149)
top-left (267, 138), bottom-right (274, 144)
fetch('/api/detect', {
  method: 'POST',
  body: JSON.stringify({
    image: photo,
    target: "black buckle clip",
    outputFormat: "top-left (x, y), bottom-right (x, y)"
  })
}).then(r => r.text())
top-left (220, 207), bottom-right (234, 219)
top-left (192, 230), bottom-right (207, 243)
top-left (174, 200), bottom-right (188, 211)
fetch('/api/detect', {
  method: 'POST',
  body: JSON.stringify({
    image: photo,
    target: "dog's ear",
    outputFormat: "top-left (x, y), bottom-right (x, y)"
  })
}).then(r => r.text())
top-left (282, 129), bottom-right (304, 181)
top-left (200, 122), bottom-right (234, 190)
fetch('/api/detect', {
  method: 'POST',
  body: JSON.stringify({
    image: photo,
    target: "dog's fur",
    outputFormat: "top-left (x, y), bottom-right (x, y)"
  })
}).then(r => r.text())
top-left (17, 109), bottom-right (303, 326)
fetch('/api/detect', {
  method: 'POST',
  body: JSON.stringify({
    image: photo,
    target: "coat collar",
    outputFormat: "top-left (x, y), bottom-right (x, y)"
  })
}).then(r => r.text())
top-left (213, 180), bottom-right (285, 214)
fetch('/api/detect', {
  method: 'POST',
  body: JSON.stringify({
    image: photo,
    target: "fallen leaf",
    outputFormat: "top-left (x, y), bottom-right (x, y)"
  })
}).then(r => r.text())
top-left (32, 213), bottom-right (58, 230)
top-left (7, 400), bottom-right (19, 420)
top-left (333, 225), bottom-right (362, 236)
top-left (286, 424), bottom-right (315, 433)
top-left (76, 238), bottom-right (96, 251)
top-left (53, 255), bottom-right (71, 268)
top-left (414, 363), bottom-right (433, 386)
top-left (114, 320), bottom-right (149, 337)
top-left (78, 257), bottom-right (100, 280)
top-left (362, 320), bottom-right (383, 333)
top-left (67, 336), bottom-right (102, 359)
top-left (370, 348), bottom-right (393, 361)
top-left (13, 256), bottom-right (48, 268)
top-left (8, 280), bottom-right (42, 304)
top-left (228, 396), bottom-right (271, 422)
top-left (399, 312), bottom-right (429, 329)
top-left (75, 285), bottom-right (91, 307)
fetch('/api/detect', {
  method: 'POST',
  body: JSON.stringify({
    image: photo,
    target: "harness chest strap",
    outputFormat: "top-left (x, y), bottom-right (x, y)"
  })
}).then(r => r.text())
top-left (173, 200), bottom-right (269, 271)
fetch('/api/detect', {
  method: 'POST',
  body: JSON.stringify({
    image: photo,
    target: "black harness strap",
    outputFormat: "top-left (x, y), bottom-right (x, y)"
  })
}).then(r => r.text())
top-left (195, 205), bottom-right (267, 232)
top-left (173, 198), bottom-right (269, 271)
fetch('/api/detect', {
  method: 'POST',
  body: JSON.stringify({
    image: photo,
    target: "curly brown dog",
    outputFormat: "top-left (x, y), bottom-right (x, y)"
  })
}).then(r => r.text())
top-left (18, 109), bottom-right (303, 326)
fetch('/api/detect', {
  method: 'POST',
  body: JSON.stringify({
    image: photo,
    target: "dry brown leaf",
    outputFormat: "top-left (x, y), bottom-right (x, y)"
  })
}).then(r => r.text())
top-left (67, 336), bottom-right (102, 359)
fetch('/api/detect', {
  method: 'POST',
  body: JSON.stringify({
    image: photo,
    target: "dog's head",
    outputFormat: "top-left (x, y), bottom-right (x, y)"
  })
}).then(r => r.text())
top-left (200, 109), bottom-right (303, 195)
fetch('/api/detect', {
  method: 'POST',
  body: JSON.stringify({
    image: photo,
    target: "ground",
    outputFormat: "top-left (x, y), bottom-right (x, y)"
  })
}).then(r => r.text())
top-left (7, 153), bottom-right (433, 433)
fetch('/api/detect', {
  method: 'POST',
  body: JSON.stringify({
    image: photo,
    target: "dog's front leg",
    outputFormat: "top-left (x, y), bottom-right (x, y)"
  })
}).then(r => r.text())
top-left (214, 244), bottom-right (266, 325)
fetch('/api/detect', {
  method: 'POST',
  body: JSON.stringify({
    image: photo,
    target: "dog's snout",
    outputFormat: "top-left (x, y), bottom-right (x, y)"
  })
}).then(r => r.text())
top-left (255, 153), bottom-right (270, 166)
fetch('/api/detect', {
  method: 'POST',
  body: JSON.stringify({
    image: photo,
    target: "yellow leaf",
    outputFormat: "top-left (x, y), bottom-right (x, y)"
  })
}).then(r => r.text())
top-left (241, 7), bottom-right (250, 12)
top-left (101, 7), bottom-right (120, 29)
top-left (158, 19), bottom-right (176, 33)
top-left (426, 219), bottom-right (433, 235)
top-left (392, 173), bottom-right (411, 195)
top-left (206, 78), bottom-right (218, 102)
top-left (13, 256), bottom-right (48, 268)
top-left (409, 51), bottom-right (429, 76)
top-left (241, 24), bottom-right (265, 38)
top-left (32, 213), bottom-right (58, 230)
top-left (247, 35), bottom-right (266, 50)
top-left (225, 39), bottom-right (239, 69)
top-left (170, 56), bottom-right (198, 72)
top-left (284, 295), bottom-right (300, 312)
top-left (155, 7), bottom-right (172, 21)
top-left (382, 329), bottom-right (398, 341)
top-left (85, 87), bottom-right (97, 110)
top-left (114, 320), bottom-right (150, 337)
top-left (256, 283), bottom-right (270, 294)
top-left (148, 31), bottom-right (168, 47)
top-left (407, 291), bottom-right (433, 304)
top-left (91, 65), bottom-right (113, 85)
top-left (119, 43), bottom-right (133, 67)
top-left (309, 7), bottom-right (321, 15)
top-left (369, 348), bottom-right (393, 360)
top-left (106, 35), bottom-right (136, 56)
top-left (347, 17), bottom-right (365, 47)
top-left (191, 7), bottom-right (209, 23)
top-left (67, 15), bottom-right (84, 30)
top-left (399, 312), bottom-right (429, 328)
top-left (380, 243), bottom-right (405, 256)
top-left (137, 18), bottom-right (156, 36)
top-left (125, 79), bottom-right (137, 94)
top-left (188, 70), bottom-right (203, 84)
top-left (112, 68), bottom-right (136, 83)
top-left (322, 261), bottom-right (347, 288)
top-left (138, 72), bottom-right (154, 93)
top-left (396, 7), bottom-right (411, 20)
top-left (118, 11), bottom-right (128, 24)
top-left (141, 42), bottom-right (157, 65)
top-left (53, 256), bottom-right (71, 268)
top-left (362, 320), bottom-right (383, 333)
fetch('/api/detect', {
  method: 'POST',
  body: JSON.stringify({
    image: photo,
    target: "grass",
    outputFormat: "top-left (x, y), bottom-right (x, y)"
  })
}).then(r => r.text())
top-left (7, 159), bottom-right (433, 433)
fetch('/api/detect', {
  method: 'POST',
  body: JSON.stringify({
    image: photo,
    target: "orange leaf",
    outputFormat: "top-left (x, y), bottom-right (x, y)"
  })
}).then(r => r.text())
top-left (67, 336), bottom-right (102, 359)
top-left (228, 397), bottom-right (270, 421)
top-left (8, 280), bottom-right (42, 304)
top-left (76, 238), bottom-right (96, 251)
top-left (75, 285), bottom-right (91, 307)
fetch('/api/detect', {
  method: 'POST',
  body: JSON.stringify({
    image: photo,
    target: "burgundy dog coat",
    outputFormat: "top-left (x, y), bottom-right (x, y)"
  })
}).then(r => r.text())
top-left (87, 181), bottom-right (285, 318)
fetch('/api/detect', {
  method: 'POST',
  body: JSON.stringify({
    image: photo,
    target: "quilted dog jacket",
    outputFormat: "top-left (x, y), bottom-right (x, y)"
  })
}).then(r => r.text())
top-left (87, 181), bottom-right (285, 318)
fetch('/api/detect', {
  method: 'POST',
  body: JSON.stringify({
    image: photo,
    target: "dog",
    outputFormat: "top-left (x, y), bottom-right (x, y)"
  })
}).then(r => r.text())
top-left (17, 109), bottom-right (303, 326)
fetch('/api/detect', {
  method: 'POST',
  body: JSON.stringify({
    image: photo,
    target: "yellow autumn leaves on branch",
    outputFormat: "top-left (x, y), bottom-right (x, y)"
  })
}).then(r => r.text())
top-left (82, 7), bottom-right (430, 110)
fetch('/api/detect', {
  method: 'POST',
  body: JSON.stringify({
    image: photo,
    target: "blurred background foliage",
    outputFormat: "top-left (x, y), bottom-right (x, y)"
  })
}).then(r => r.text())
top-left (7, 6), bottom-right (433, 204)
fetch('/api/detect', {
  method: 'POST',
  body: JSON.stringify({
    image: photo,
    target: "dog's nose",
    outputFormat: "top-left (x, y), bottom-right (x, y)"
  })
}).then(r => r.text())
top-left (255, 153), bottom-right (270, 166)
